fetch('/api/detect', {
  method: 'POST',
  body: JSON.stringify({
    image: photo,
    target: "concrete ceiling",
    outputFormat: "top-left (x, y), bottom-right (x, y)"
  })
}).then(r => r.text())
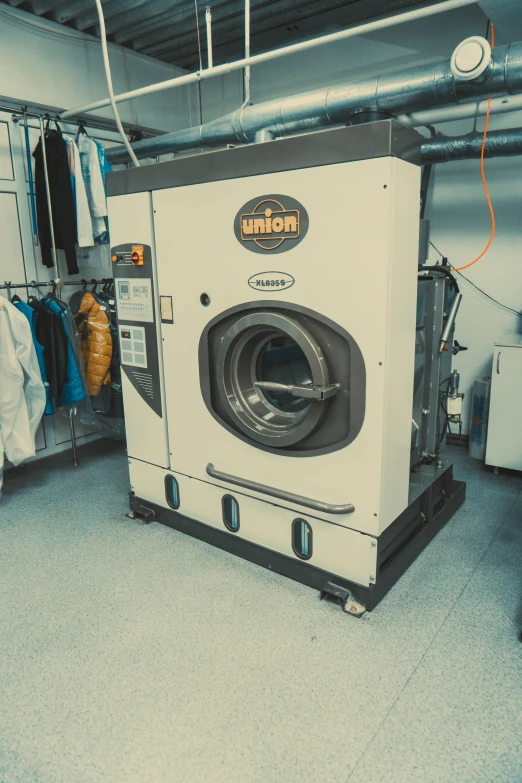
top-left (1, 0), bottom-right (463, 69)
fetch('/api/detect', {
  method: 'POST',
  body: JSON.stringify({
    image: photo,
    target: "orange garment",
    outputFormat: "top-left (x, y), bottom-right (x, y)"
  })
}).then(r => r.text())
top-left (74, 291), bottom-right (112, 396)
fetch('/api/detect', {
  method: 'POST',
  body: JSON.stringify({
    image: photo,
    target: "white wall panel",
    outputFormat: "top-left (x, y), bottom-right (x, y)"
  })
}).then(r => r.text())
top-left (0, 6), bottom-right (196, 132)
top-left (0, 122), bottom-right (14, 181)
top-left (0, 192), bottom-right (25, 290)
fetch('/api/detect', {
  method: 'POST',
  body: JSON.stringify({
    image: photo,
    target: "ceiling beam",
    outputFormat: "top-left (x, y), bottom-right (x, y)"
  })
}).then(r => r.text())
top-left (73, 0), bottom-right (151, 32)
top-left (477, 0), bottom-right (522, 39)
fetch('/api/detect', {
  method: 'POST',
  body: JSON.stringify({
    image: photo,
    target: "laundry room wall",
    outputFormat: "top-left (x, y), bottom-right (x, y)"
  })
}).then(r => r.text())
top-left (0, 5), bottom-right (196, 464)
top-left (0, 4), bottom-right (198, 132)
top-left (197, 3), bottom-right (522, 434)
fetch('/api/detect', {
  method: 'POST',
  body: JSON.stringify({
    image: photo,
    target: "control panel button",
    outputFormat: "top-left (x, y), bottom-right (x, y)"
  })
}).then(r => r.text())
top-left (131, 245), bottom-right (144, 265)
top-left (119, 324), bottom-right (148, 368)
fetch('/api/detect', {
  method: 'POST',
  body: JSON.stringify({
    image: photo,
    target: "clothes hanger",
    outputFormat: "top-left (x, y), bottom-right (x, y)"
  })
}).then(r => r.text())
top-left (45, 115), bottom-right (62, 137)
top-left (10, 282), bottom-right (21, 304)
top-left (27, 281), bottom-right (40, 304)
top-left (75, 121), bottom-right (90, 142)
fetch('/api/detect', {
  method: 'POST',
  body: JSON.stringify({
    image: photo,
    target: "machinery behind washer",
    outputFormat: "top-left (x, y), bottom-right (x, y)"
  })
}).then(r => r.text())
top-left (107, 121), bottom-right (465, 615)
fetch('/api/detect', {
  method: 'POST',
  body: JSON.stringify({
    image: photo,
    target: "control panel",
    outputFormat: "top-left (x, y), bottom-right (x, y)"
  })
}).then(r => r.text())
top-left (120, 325), bottom-right (148, 368)
top-left (111, 242), bottom-right (162, 418)
top-left (117, 277), bottom-right (154, 323)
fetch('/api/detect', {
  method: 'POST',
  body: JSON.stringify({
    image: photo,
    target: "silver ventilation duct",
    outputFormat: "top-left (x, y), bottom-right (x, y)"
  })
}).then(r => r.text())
top-left (420, 127), bottom-right (522, 163)
top-left (107, 40), bottom-right (522, 164)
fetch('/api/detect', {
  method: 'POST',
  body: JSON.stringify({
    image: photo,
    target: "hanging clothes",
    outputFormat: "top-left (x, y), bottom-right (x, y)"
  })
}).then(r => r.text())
top-left (41, 296), bottom-right (87, 408)
top-left (0, 298), bottom-right (46, 494)
top-left (71, 290), bottom-right (112, 398)
top-left (33, 126), bottom-right (79, 275)
top-left (63, 136), bottom-right (94, 248)
top-left (12, 298), bottom-right (54, 415)
top-left (29, 298), bottom-right (68, 400)
top-left (91, 283), bottom-right (122, 418)
top-left (77, 134), bottom-right (111, 244)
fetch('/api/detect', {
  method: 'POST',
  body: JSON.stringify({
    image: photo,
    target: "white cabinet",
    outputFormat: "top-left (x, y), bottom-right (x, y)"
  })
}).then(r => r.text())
top-left (486, 343), bottom-right (522, 471)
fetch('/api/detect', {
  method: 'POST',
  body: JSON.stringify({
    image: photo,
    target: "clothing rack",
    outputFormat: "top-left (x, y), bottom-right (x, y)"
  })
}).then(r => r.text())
top-left (1, 277), bottom-right (114, 469)
top-left (0, 278), bottom-right (113, 294)
top-left (7, 101), bottom-right (122, 283)
top-left (0, 99), bottom-right (162, 139)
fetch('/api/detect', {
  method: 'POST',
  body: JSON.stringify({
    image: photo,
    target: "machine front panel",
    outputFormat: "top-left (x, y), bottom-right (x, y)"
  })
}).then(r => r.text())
top-left (107, 191), bottom-right (169, 469)
top-left (153, 157), bottom-right (420, 535)
top-left (112, 244), bottom-right (162, 418)
top-left (129, 458), bottom-right (378, 588)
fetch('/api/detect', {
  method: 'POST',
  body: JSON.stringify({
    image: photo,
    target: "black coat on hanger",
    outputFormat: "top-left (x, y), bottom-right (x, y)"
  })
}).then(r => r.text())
top-left (33, 122), bottom-right (79, 275)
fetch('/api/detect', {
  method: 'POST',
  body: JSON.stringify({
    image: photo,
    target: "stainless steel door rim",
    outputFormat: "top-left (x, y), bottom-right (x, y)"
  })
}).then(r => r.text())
top-left (216, 311), bottom-right (331, 447)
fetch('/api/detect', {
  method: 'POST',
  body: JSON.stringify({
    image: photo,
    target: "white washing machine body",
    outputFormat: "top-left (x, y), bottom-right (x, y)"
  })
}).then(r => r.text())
top-left (107, 123), bottom-right (464, 609)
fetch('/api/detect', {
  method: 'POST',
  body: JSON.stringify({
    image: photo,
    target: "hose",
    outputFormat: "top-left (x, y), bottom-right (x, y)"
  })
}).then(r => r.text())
top-left (419, 265), bottom-right (460, 294)
top-left (94, 0), bottom-right (140, 168)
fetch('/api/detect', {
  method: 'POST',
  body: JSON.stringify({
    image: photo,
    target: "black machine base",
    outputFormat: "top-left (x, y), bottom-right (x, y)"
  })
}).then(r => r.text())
top-left (128, 465), bottom-right (465, 613)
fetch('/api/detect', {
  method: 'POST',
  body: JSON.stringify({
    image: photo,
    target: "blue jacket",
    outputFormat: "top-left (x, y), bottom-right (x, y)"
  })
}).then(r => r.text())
top-left (13, 299), bottom-right (55, 415)
top-left (45, 298), bottom-right (86, 407)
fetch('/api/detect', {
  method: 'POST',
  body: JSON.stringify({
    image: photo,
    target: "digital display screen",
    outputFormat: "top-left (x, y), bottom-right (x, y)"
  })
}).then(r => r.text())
top-left (118, 280), bottom-right (131, 300)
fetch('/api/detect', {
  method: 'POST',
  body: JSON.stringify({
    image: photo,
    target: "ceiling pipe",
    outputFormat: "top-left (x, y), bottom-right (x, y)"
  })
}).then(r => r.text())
top-left (60, 0), bottom-right (475, 120)
top-left (205, 7), bottom-right (213, 69)
top-left (399, 92), bottom-right (522, 126)
top-left (420, 127), bottom-right (522, 163)
top-left (106, 39), bottom-right (522, 163)
top-left (244, 0), bottom-right (251, 105)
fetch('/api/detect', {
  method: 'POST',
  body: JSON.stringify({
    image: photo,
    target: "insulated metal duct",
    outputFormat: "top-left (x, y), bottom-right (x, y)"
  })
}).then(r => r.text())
top-left (107, 41), bottom-right (522, 164)
top-left (420, 127), bottom-right (522, 163)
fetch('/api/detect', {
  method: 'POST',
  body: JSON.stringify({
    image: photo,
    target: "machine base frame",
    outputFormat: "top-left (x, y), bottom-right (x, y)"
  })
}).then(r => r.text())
top-left (128, 465), bottom-right (465, 613)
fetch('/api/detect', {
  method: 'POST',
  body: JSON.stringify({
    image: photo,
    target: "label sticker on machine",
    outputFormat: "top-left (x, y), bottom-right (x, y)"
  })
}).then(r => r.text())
top-left (248, 272), bottom-right (295, 291)
top-left (234, 195), bottom-right (309, 254)
top-left (116, 277), bottom-right (154, 322)
top-left (160, 295), bottom-right (174, 323)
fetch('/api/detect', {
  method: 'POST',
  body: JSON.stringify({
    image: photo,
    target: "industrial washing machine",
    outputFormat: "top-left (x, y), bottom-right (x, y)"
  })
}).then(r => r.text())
top-left (107, 120), bottom-right (465, 614)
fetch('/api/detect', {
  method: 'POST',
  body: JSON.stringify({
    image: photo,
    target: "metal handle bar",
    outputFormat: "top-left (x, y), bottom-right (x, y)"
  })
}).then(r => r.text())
top-left (206, 463), bottom-right (355, 515)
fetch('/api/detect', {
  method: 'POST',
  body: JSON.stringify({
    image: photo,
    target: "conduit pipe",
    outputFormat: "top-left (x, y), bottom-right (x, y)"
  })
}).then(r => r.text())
top-left (397, 92), bottom-right (522, 127)
top-left (244, 0), bottom-right (251, 105)
top-left (61, 0), bottom-right (474, 121)
top-left (106, 40), bottom-right (522, 163)
top-left (420, 126), bottom-right (522, 163)
top-left (205, 7), bottom-right (213, 69)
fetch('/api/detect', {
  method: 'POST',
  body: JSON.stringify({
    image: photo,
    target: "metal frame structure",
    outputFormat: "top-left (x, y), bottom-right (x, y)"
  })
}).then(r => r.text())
top-left (59, 0), bottom-right (475, 120)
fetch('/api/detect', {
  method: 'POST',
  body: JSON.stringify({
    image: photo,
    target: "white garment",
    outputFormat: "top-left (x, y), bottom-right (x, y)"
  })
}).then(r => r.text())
top-left (63, 136), bottom-right (94, 247)
top-left (64, 136), bottom-right (94, 248)
top-left (0, 299), bottom-right (46, 494)
top-left (77, 135), bottom-right (108, 239)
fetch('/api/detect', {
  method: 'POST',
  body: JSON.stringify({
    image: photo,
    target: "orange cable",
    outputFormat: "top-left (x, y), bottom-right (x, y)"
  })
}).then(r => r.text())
top-left (453, 22), bottom-right (496, 272)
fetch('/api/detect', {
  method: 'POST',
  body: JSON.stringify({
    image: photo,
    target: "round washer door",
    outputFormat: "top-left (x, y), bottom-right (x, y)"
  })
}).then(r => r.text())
top-left (216, 311), bottom-right (331, 448)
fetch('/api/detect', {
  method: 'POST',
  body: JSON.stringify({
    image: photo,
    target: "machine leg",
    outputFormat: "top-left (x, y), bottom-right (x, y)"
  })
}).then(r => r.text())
top-left (493, 466), bottom-right (499, 476)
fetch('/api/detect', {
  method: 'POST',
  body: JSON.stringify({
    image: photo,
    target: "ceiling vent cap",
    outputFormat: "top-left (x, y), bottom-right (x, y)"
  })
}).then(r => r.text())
top-left (451, 36), bottom-right (492, 82)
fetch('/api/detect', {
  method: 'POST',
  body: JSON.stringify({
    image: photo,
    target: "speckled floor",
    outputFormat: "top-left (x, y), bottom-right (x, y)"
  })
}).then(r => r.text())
top-left (0, 442), bottom-right (521, 783)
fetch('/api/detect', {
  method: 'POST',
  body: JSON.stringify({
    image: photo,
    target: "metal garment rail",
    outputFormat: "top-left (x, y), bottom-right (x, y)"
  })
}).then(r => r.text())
top-left (0, 278), bottom-right (114, 468)
top-left (0, 278), bottom-right (113, 292)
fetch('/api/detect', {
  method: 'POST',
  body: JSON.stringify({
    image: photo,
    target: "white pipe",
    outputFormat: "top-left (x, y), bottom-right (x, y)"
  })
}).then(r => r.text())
top-left (60, 0), bottom-right (475, 120)
top-left (205, 7), bottom-right (213, 70)
top-left (94, 0), bottom-right (140, 167)
top-left (244, 0), bottom-right (251, 105)
top-left (399, 93), bottom-right (522, 127)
